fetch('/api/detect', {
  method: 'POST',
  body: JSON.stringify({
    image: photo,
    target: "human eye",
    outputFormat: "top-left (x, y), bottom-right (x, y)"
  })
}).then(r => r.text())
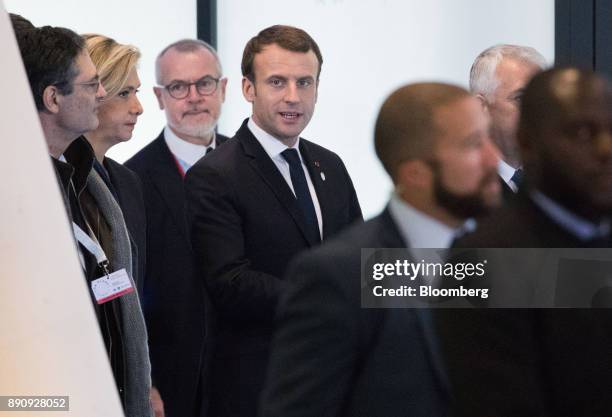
top-left (118, 89), bottom-right (130, 98)
top-left (168, 82), bottom-right (186, 94)
top-left (86, 81), bottom-right (99, 92)
top-left (197, 77), bottom-right (214, 88)
top-left (297, 78), bottom-right (313, 88)
top-left (510, 91), bottom-right (524, 105)
top-left (268, 78), bottom-right (285, 88)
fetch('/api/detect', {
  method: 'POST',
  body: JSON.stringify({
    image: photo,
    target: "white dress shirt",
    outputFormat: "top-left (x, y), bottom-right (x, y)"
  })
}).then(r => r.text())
top-left (498, 159), bottom-right (519, 192)
top-left (163, 125), bottom-right (216, 172)
top-left (387, 192), bottom-right (475, 283)
top-left (247, 117), bottom-right (323, 237)
top-left (388, 192), bottom-right (469, 250)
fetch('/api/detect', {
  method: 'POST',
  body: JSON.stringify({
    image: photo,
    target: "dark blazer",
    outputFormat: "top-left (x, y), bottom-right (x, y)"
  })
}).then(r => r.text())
top-left (125, 130), bottom-right (228, 417)
top-left (499, 175), bottom-right (516, 202)
top-left (184, 119), bottom-right (363, 417)
top-left (260, 210), bottom-right (449, 417)
top-left (435, 193), bottom-right (612, 417)
top-left (103, 157), bottom-right (147, 296)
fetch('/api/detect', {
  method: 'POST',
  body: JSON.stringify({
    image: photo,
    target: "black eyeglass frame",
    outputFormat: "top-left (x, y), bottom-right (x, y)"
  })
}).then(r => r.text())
top-left (159, 76), bottom-right (221, 99)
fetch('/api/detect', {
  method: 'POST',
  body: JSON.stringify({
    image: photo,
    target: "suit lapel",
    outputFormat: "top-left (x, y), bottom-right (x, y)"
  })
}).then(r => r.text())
top-left (377, 209), bottom-right (452, 398)
top-left (237, 122), bottom-right (319, 246)
top-left (148, 134), bottom-right (190, 241)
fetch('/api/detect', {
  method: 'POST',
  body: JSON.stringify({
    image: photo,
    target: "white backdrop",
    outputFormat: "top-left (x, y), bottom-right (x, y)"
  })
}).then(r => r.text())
top-left (5, 0), bottom-right (554, 218)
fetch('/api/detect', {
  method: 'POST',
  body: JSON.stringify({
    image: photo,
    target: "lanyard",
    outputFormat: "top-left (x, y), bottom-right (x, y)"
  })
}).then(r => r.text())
top-left (72, 221), bottom-right (110, 275)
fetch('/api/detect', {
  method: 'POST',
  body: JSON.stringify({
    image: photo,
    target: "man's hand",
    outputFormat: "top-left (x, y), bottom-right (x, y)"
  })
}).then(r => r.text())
top-left (150, 386), bottom-right (165, 417)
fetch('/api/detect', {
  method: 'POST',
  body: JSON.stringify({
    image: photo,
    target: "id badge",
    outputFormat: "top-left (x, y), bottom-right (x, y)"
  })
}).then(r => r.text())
top-left (91, 268), bottom-right (134, 304)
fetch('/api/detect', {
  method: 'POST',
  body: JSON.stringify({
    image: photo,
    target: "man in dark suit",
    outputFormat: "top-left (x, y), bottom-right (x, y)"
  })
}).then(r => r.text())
top-left (185, 25), bottom-right (362, 417)
top-left (470, 44), bottom-right (546, 197)
top-left (259, 82), bottom-right (501, 417)
top-left (126, 39), bottom-right (228, 417)
top-left (436, 68), bottom-right (612, 417)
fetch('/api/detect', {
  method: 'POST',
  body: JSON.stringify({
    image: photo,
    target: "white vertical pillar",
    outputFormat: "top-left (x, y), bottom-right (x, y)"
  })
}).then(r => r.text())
top-left (0, 4), bottom-right (124, 416)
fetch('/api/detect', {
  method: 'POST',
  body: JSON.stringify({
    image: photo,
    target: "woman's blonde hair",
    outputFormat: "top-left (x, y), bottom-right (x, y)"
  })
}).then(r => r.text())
top-left (82, 33), bottom-right (140, 99)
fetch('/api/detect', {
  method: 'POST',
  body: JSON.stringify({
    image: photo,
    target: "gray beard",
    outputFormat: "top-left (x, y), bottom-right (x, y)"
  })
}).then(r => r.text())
top-left (172, 121), bottom-right (216, 142)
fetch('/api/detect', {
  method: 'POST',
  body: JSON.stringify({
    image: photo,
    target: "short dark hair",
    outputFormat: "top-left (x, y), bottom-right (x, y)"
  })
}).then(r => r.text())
top-left (17, 26), bottom-right (85, 111)
top-left (241, 25), bottom-right (323, 81)
top-left (375, 83), bottom-right (470, 182)
top-left (9, 13), bottom-right (35, 39)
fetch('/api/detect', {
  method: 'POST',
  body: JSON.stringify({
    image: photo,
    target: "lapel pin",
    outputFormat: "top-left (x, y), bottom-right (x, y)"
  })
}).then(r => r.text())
top-left (314, 161), bottom-right (320, 168)
top-left (321, 172), bottom-right (326, 181)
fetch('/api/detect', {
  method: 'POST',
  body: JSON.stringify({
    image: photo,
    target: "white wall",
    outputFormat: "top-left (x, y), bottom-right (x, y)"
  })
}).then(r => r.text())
top-left (4, 0), bottom-right (554, 218)
top-left (217, 0), bottom-right (555, 218)
top-left (4, 0), bottom-right (197, 163)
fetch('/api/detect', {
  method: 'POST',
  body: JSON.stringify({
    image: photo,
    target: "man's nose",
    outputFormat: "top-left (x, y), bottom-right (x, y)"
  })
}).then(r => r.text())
top-left (283, 83), bottom-right (299, 103)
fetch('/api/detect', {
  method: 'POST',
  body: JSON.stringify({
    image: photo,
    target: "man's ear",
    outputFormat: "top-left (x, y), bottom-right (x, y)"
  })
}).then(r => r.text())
top-left (153, 86), bottom-right (165, 110)
top-left (41, 85), bottom-right (60, 114)
top-left (396, 159), bottom-right (431, 189)
top-left (242, 77), bottom-right (256, 103)
top-left (475, 93), bottom-right (489, 114)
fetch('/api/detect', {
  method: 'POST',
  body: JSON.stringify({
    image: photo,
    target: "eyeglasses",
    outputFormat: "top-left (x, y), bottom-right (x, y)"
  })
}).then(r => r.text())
top-left (74, 80), bottom-right (101, 92)
top-left (54, 79), bottom-right (101, 93)
top-left (160, 76), bottom-right (221, 99)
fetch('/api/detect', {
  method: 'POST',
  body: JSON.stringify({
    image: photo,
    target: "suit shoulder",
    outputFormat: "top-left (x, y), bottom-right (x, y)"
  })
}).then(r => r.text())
top-left (301, 138), bottom-right (343, 161)
top-left (125, 135), bottom-right (166, 172)
top-left (216, 132), bottom-right (231, 144)
top-left (454, 198), bottom-right (537, 248)
top-left (295, 217), bottom-right (387, 269)
top-left (105, 157), bottom-right (139, 181)
top-left (189, 136), bottom-right (241, 175)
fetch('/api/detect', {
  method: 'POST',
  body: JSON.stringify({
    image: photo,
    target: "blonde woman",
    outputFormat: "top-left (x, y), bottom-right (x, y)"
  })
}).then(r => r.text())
top-left (82, 34), bottom-right (164, 417)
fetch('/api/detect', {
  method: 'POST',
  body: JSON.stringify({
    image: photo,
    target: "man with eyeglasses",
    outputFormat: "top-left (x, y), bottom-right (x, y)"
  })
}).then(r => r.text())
top-left (184, 25), bottom-right (362, 417)
top-left (125, 39), bottom-right (229, 417)
top-left (17, 25), bottom-right (154, 417)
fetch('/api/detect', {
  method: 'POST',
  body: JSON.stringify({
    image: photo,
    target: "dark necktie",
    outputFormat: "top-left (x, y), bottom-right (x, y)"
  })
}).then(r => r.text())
top-left (206, 146), bottom-right (213, 155)
top-left (511, 168), bottom-right (524, 189)
top-left (281, 148), bottom-right (321, 242)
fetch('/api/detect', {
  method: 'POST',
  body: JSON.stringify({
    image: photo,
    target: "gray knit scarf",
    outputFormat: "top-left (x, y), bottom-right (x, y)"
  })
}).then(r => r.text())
top-left (87, 169), bottom-right (153, 417)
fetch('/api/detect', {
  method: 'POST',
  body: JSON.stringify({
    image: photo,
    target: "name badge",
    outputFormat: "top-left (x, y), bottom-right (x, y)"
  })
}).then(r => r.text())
top-left (91, 268), bottom-right (134, 304)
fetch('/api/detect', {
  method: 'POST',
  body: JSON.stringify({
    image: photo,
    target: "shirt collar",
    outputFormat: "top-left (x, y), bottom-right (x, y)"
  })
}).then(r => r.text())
top-left (163, 125), bottom-right (215, 167)
top-left (498, 159), bottom-right (518, 190)
top-left (388, 192), bottom-right (473, 249)
top-left (247, 117), bottom-right (300, 159)
top-left (530, 190), bottom-right (610, 241)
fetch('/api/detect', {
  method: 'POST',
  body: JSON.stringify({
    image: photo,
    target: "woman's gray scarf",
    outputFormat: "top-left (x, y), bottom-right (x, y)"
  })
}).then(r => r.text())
top-left (87, 169), bottom-right (152, 417)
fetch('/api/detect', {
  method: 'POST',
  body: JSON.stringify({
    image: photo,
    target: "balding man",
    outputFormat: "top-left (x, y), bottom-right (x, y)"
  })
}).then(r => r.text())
top-left (125, 39), bottom-right (228, 417)
top-left (470, 44), bottom-right (546, 194)
top-left (259, 82), bottom-right (500, 417)
top-left (437, 68), bottom-right (612, 417)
